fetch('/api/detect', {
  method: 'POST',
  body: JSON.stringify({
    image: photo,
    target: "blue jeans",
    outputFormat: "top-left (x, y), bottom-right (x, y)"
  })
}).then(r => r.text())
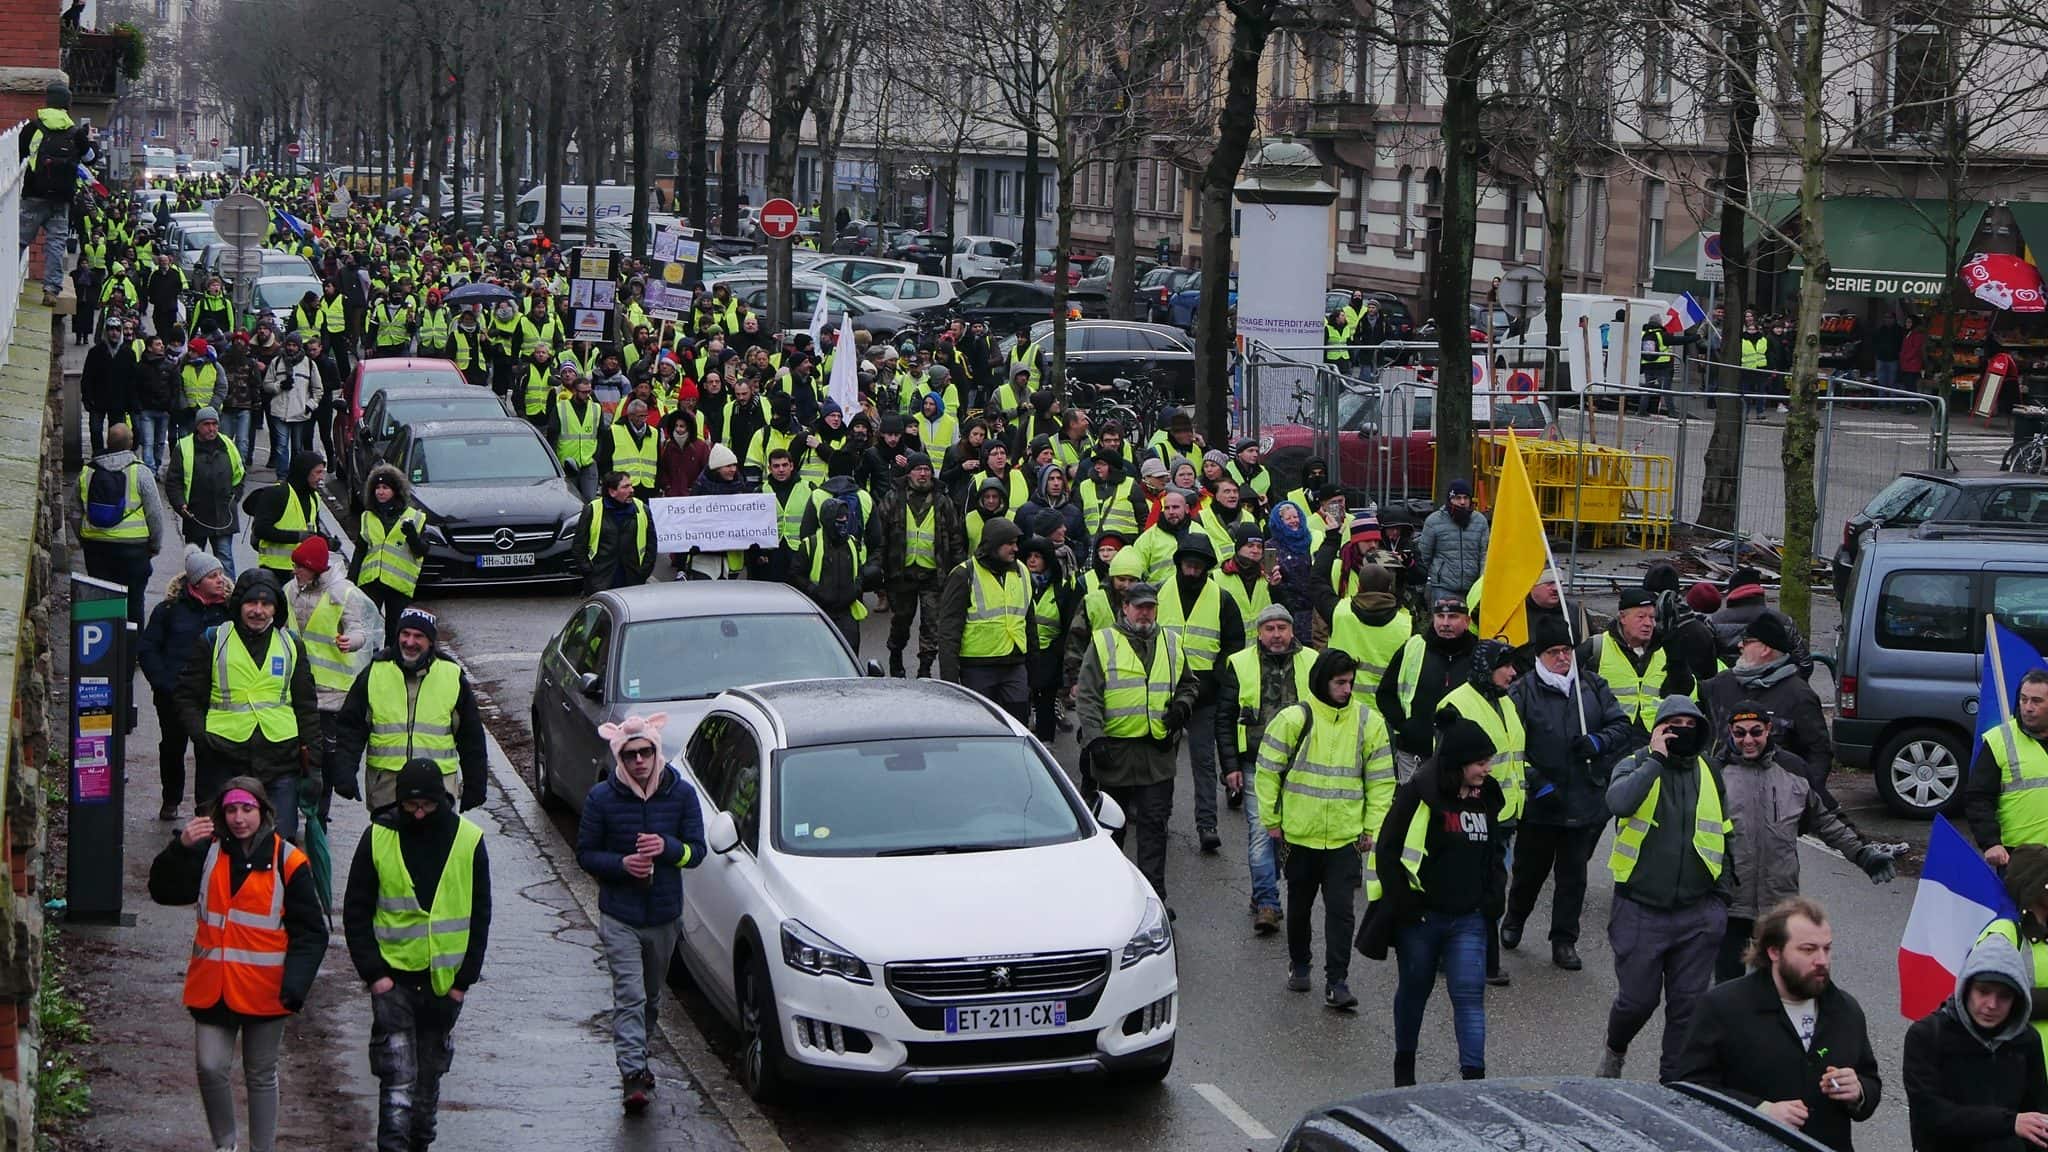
top-left (18, 197), bottom-right (67, 294)
top-left (267, 415), bottom-right (311, 476)
top-left (134, 409), bottom-right (170, 473)
top-left (222, 410), bottom-right (256, 466)
top-left (1875, 359), bottom-right (1898, 391)
top-left (1393, 910), bottom-right (1488, 1073)
top-left (1243, 777), bottom-right (1280, 912)
top-left (265, 774), bottom-right (301, 843)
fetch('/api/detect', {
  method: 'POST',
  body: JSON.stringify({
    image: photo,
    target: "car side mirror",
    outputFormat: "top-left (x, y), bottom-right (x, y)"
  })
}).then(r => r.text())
top-left (1091, 791), bottom-right (1126, 833)
top-left (865, 659), bottom-right (886, 678)
top-left (577, 671), bottom-right (603, 700)
top-left (706, 810), bottom-right (740, 855)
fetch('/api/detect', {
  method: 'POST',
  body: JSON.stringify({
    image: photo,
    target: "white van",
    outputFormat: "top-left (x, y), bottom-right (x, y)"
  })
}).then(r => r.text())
top-left (515, 183), bottom-right (664, 227)
top-left (1496, 293), bottom-right (1676, 395)
top-left (143, 146), bottom-right (177, 180)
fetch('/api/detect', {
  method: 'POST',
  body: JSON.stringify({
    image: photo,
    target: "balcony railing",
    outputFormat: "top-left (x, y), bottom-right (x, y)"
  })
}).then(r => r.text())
top-left (61, 32), bottom-right (127, 102)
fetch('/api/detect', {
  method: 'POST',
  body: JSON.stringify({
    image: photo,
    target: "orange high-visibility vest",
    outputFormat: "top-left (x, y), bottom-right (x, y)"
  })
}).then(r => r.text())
top-left (182, 836), bottom-right (307, 1016)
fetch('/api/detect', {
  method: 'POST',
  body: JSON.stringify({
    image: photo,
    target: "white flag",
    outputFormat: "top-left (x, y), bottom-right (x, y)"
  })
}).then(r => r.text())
top-left (828, 311), bottom-right (860, 421)
top-left (806, 279), bottom-right (829, 347)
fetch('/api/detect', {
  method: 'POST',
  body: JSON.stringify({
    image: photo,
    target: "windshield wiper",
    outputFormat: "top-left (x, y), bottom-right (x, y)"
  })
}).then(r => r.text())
top-left (874, 842), bottom-right (1020, 857)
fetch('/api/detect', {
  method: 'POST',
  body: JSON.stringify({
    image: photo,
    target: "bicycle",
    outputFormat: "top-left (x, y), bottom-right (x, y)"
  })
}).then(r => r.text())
top-left (2003, 432), bottom-right (2048, 474)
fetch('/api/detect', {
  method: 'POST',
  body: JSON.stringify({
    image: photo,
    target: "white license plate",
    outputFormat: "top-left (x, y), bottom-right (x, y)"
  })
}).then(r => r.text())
top-left (476, 552), bottom-right (536, 569)
top-left (944, 1000), bottom-right (1068, 1034)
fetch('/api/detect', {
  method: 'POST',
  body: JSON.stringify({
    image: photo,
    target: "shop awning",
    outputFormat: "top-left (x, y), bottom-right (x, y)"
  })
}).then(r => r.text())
top-left (1650, 194), bottom-right (1798, 295)
top-left (1998, 201), bottom-right (2048, 263)
top-left (1787, 196), bottom-right (1986, 297)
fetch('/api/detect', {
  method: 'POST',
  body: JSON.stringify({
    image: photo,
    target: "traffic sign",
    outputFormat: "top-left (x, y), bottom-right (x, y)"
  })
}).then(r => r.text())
top-left (210, 192), bottom-right (270, 248)
top-left (759, 197), bottom-right (798, 240)
top-left (209, 137), bottom-right (220, 147)
top-left (285, 141), bottom-right (302, 157)
top-left (1697, 231), bottom-right (1724, 284)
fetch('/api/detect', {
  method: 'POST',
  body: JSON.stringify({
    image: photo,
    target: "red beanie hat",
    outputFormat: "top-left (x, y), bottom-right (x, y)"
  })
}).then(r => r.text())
top-left (675, 378), bottom-right (699, 403)
top-left (290, 534), bottom-right (330, 572)
top-left (1684, 582), bottom-right (1723, 614)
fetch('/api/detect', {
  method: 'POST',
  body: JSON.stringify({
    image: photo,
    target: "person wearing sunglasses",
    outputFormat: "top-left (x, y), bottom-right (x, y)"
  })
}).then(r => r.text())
top-left (1713, 701), bottom-right (1896, 984)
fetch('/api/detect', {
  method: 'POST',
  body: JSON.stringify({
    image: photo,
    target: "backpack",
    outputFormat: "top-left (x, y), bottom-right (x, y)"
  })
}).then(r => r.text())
top-left (85, 463), bottom-right (133, 530)
top-left (29, 124), bottom-right (80, 199)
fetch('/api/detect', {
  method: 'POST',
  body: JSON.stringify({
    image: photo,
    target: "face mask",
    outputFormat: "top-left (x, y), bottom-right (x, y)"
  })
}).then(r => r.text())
top-left (1665, 725), bottom-right (1706, 761)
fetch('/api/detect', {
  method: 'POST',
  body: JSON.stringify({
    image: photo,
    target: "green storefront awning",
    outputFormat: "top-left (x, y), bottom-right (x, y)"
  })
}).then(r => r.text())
top-left (1651, 194), bottom-right (1800, 295)
top-left (1787, 196), bottom-right (1987, 297)
top-left (1999, 201), bottom-right (2048, 263)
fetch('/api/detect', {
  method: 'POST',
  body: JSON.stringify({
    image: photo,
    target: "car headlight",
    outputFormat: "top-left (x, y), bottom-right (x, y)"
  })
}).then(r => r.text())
top-left (421, 523), bottom-right (448, 546)
top-left (1120, 898), bottom-right (1172, 969)
top-left (558, 518), bottom-right (579, 540)
top-left (780, 919), bottom-right (872, 984)
top-left (1258, 434), bottom-right (1274, 455)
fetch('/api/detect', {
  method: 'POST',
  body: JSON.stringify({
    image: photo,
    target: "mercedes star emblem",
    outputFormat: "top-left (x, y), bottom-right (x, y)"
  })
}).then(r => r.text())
top-left (491, 528), bottom-right (517, 551)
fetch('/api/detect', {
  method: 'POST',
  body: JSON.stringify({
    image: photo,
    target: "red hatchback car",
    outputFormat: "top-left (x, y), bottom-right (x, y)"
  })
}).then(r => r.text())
top-left (333, 357), bottom-right (471, 483)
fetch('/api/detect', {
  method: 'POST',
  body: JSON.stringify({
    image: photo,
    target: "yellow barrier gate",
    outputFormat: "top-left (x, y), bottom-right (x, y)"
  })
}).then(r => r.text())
top-left (1472, 435), bottom-right (1674, 552)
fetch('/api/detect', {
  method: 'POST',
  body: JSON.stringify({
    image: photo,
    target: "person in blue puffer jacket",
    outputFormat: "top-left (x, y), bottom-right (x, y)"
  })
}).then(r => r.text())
top-left (574, 712), bottom-right (707, 1113)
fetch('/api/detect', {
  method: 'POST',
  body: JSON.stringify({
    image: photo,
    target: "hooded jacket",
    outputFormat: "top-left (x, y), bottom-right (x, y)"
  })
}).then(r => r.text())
top-left (937, 516), bottom-right (1038, 680)
top-left (347, 463), bottom-right (427, 584)
top-left (1361, 755), bottom-right (1506, 958)
top-left (173, 569), bottom-right (321, 784)
top-left (342, 801), bottom-right (493, 992)
top-left (1904, 933), bottom-right (2048, 1152)
top-left (246, 452), bottom-right (324, 557)
top-left (1075, 612), bottom-right (1202, 789)
top-left (575, 762), bottom-right (708, 928)
top-left (1017, 462), bottom-right (1086, 546)
top-left (793, 500), bottom-right (875, 615)
top-left (1701, 655), bottom-right (1833, 793)
top-left (1416, 504), bottom-right (1489, 599)
top-left (878, 467), bottom-right (965, 575)
top-left (286, 564), bottom-right (380, 711)
top-left (139, 572), bottom-right (232, 697)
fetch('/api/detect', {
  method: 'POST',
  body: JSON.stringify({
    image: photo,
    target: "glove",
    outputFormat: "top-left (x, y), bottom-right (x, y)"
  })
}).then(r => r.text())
top-left (1161, 700), bottom-right (1191, 734)
top-left (1571, 734), bottom-right (1601, 759)
top-left (332, 767), bottom-right (360, 802)
top-left (1855, 844), bottom-right (1898, 884)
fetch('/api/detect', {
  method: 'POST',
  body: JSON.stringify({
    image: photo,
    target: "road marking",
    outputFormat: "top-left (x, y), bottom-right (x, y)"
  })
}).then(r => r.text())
top-left (1194, 1083), bottom-right (1275, 1141)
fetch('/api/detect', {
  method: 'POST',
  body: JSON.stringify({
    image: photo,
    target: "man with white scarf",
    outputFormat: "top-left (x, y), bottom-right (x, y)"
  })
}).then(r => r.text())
top-left (1503, 612), bottom-right (1636, 973)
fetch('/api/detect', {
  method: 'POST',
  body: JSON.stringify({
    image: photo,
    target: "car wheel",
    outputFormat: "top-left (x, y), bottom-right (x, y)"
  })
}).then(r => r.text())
top-left (737, 949), bottom-right (786, 1104)
top-left (1116, 1038), bottom-right (1174, 1086)
top-left (531, 722), bottom-right (567, 812)
top-left (1873, 726), bottom-right (1965, 818)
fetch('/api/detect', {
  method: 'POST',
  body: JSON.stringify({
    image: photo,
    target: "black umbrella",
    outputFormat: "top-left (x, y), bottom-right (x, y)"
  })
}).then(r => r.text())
top-left (444, 281), bottom-right (515, 308)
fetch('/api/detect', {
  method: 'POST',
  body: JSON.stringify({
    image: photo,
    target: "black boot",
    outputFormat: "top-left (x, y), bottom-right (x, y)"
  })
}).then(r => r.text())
top-left (889, 650), bottom-right (906, 678)
top-left (1394, 1052), bottom-right (1416, 1087)
top-left (1461, 1065), bottom-right (1485, 1080)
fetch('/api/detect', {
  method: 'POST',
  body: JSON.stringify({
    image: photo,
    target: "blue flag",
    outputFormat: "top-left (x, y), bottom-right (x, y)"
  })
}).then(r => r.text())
top-left (273, 209), bottom-right (310, 240)
top-left (1979, 617), bottom-right (2048, 743)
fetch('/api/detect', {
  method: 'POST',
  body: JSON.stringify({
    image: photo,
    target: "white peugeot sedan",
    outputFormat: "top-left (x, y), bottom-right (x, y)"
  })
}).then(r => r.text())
top-left (672, 678), bottom-right (1177, 1100)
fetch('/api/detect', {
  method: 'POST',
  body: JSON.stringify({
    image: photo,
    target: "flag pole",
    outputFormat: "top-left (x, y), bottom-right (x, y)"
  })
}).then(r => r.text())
top-left (1992, 612), bottom-right (2020, 768)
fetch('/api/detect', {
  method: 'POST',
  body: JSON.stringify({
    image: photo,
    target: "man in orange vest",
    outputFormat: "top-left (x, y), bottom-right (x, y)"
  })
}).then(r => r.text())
top-left (151, 776), bottom-right (328, 1152)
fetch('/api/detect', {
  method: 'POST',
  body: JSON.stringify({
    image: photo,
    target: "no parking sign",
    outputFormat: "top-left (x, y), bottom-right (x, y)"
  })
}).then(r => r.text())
top-left (1506, 369), bottom-right (1538, 394)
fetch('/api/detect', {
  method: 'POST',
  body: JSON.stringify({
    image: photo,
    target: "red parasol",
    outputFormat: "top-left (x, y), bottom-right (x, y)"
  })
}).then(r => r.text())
top-left (1960, 252), bottom-right (2046, 312)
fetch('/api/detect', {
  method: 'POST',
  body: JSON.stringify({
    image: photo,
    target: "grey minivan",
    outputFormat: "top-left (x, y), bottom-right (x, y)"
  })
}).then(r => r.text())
top-left (1834, 521), bottom-right (2048, 817)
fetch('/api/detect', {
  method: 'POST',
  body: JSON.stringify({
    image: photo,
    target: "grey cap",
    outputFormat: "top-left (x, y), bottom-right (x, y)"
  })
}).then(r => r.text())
top-left (1255, 603), bottom-right (1294, 628)
top-left (1653, 695), bottom-right (1708, 726)
top-left (194, 406), bottom-right (220, 425)
top-left (1124, 581), bottom-right (1160, 607)
top-left (1139, 458), bottom-right (1170, 479)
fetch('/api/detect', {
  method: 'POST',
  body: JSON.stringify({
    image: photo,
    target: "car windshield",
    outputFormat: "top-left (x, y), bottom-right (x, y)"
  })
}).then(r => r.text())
top-left (414, 432), bottom-right (557, 484)
top-left (1863, 475), bottom-right (1947, 523)
top-left (383, 395), bottom-right (507, 430)
top-left (253, 280), bottom-right (320, 310)
top-left (615, 614), bottom-right (856, 701)
top-left (773, 736), bottom-right (1085, 857)
top-left (362, 368), bottom-right (468, 406)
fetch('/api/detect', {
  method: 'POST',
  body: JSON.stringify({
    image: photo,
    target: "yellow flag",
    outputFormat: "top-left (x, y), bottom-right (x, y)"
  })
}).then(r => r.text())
top-left (1476, 436), bottom-right (1549, 647)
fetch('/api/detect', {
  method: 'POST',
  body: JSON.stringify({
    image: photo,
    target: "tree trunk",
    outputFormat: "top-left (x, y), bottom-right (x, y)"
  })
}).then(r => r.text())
top-left (1696, 5), bottom-right (1759, 533)
top-left (425, 44), bottom-right (451, 220)
top-left (1430, 0), bottom-right (1482, 500)
top-left (482, 73), bottom-right (499, 227)
top-left (543, 62), bottom-right (567, 241)
top-left (813, 97), bottom-right (839, 249)
top-left (676, 41), bottom-right (700, 226)
top-left (1541, 165), bottom-right (1568, 387)
top-left (1021, 127), bottom-right (1040, 279)
top-left (1778, 0), bottom-right (1830, 632)
top-left (499, 87), bottom-right (519, 231)
top-left (718, 66), bottom-right (753, 237)
top-left (763, 0), bottom-right (805, 330)
top-left (451, 48), bottom-right (466, 231)
top-left (630, 35), bottom-right (655, 259)
top-left (1109, 142), bottom-right (1137, 321)
top-left (1192, 0), bottom-right (1276, 449)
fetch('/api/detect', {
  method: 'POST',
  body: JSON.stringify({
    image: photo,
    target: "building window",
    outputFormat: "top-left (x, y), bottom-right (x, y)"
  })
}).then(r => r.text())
top-left (155, 0), bottom-right (168, 17)
top-left (1350, 168), bottom-right (1370, 245)
top-left (1396, 165), bottom-right (1415, 250)
top-left (1566, 177), bottom-right (1588, 272)
top-left (1502, 183), bottom-right (1524, 260)
top-left (150, 115), bottom-right (165, 139)
top-left (1891, 23), bottom-right (1952, 139)
top-left (1271, 32), bottom-right (1296, 99)
top-left (1646, 12), bottom-right (1674, 100)
top-left (1041, 174), bottom-right (1055, 216)
top-left (1640, 178), bottom-right (1667, 286)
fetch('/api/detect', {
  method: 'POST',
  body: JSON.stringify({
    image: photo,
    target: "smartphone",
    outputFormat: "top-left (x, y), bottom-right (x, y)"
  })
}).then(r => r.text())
top-left (1261, 549), bottom-right (1279, 579)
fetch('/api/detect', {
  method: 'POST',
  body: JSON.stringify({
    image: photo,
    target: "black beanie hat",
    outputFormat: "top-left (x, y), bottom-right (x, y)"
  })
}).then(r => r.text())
top-left (1434, 707), bottom-right (1498, 770)
top-left (395, 759), bottom-right (446, 805)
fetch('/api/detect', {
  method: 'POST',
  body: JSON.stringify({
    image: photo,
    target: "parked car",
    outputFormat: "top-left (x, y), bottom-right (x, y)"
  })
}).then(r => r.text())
top-left (668, 677), bottom-right (1177, 1100)
top-left (950, 234), bottom-right (1019, 281)
top-left (1134, 267), bottom-right (1199, 323)
top-left (1261, 383), bottom-right (1555, 499)
top-left (715, 274), bottom-right (917, 340)
top-left (242, 275), bottom-right (324, 329)
top-left (1074, 254), bottom-right (1159, 299)
top-left (1832, 470), bottom-right (2048, 600)
top-left (172, 224), bottom-right (221, 272)
top-left (849, 273), bottom-right (962, 311)
top-left (373, 417), bottom-right (585, 587)
top-left (343, 383), bottom-right (513, 492)
top-left (1834, 520), bottom-right (2048, 817)
top-left (1038, 254), bottom-right (1094, 287)
top-left (805, 256), bottom-right (917, 287)
top-left (885, 231), bottom-right (951, 275)
top-left (334, 357), bottom-right (472, 469)
top-left (831, 221), bottom-right (912, 256)
top-left (1000, 320), bottom-right (1195, 404)
top-left (1167, 275), bottom-right (1235, 331)
top-left (1282, 1078), bottom-right (1825, 1152)
top-left (997, 247), bottom-right (1059, 281)
top-left (529, 582), bottom-right (869, 814)
top-left (925, 280), bottom-right (1105, 331)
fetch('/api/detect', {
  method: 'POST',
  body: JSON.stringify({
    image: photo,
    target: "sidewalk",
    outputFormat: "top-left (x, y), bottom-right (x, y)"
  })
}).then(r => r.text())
top-left (57, 338), bottom-right (749, 1150)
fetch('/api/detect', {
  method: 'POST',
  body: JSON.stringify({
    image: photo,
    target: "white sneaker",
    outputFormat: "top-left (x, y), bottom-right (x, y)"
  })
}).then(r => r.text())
top-left (1776, 404), bottom-right (1789, 413)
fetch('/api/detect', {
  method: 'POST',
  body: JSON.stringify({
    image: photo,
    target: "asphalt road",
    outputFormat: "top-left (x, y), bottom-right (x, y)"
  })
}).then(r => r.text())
top-left (419, 579), bottom-right (1928, 1152)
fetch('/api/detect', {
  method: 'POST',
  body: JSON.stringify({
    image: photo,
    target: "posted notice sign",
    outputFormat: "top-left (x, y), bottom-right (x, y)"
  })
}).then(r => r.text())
top-left (649, 494), bottom-right (779, 552)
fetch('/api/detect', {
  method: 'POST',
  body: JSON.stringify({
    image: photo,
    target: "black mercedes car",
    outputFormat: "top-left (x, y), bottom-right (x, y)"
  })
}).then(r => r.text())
top-left (373, 417), bottom-right (585, 588)
top-left (346, 384), bottom-right (513, 497)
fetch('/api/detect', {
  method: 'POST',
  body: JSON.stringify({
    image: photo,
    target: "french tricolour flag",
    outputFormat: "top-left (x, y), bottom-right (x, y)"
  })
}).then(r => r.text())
top-left (1663, 291), bottom-right (1707, 335)
top-left (1899, 814), bottom-right (2016, 1019)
